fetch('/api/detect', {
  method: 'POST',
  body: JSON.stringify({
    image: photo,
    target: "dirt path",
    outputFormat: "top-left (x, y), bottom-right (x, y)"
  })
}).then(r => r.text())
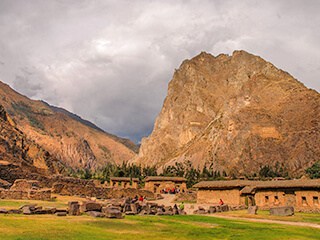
top-left (208, 215), bottom-right (320, 229)
top-left (149, 195), bottom-right (320, 229)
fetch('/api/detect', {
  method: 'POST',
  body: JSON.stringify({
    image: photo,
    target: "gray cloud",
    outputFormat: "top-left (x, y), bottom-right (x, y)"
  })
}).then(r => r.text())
top-left (0, 0), bottom-right (319, 142)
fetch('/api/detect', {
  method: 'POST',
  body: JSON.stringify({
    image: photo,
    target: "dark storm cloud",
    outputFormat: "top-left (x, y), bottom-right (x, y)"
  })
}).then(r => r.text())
top-left (0, 0), bottom-right (319, 142)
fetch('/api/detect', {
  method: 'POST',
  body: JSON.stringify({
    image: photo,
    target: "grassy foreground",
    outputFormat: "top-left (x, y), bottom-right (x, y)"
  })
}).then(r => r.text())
top-left (0, 214), bottom-right (319, 240)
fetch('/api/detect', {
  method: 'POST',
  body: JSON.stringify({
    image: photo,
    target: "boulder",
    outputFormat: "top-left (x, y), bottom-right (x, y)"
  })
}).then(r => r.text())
top-left (247, 206), bottom-right (258, 215)
top-left (270, 206), bottom-right (294, 216)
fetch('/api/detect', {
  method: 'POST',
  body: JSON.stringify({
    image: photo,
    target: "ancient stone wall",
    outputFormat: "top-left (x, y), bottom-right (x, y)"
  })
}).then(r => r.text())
top-left (294, 190), bottom-right (320, 211)
top-left (145, 181), bottom-right (187, 194)
top-left (197, 188), bottom-right (241, 205)
top-left (52, 177), bottom-right (154, 199)
top-left (254, 190), bottom-right (287, 209)
top-left (10, 179), bottom-right (40, 191)
top-left (254, 189), bottom-right (320, 211)
top-left (0, 189), bottom-right (51, 200)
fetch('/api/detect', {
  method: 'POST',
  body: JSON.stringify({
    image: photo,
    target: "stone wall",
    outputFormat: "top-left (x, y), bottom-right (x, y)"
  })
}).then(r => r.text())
top-left (293, 190), bottom-right (320, 211)
top-left (10, 179), bottom-right (40, 191)
top-left (145, 181), bottom-right (187, 194)
top-left (0, 189), bottom-right (51, 200)
top-left (52, 177), bottom-right (154, 199)
top-left (255, 189), bottom-right (320, 211)
top-left (255, 190), bottom-right (287, 209)
top-left (0, 179), bottom-right (52, 201)
top-left (197, 188), bottom-right (241, 205)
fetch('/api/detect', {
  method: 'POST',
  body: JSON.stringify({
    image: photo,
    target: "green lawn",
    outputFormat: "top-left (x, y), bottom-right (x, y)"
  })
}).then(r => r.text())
top-left (0, 214), bottom-right (319, 240)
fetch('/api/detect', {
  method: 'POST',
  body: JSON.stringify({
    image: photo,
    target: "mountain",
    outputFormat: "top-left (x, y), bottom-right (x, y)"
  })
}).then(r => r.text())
top-left (43, 102), bottom-right (139, 153)
top-left (0, 80), bottom-right (137, 171)
top-left (133, 50), bottom-right (320, 177)
top-left (0, 104), bottom-right (65, 182)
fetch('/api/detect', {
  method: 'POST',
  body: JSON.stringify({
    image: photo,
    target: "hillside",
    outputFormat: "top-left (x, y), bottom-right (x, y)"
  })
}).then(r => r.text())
top-left (0, 81), bottom-right (137, 171)
top-left (133, 50), bottom-right (320, 177)
top-left (0, 104), bottom-right (65, 182)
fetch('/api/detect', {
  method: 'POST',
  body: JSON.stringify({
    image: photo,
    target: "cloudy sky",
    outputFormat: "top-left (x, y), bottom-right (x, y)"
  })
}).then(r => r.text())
top-left (0, 0), bottom-right (319, 142)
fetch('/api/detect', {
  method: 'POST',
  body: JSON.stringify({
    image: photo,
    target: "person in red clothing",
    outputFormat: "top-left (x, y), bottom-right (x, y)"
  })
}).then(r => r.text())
top-left (219, 198), bottom-right (224, 205)
top-left (139, 195), bottom-right (144, 202)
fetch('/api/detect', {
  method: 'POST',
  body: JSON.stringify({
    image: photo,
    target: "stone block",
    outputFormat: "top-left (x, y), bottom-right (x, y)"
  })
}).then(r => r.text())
top-left (68, 201), bottom-right (80, 216)
top-left (208, 206), bottom-right (217, 214)
top-left (247, 206), bottom-right (258, 215)
top-left (81, 202), bottom-right (102, 212)
top-left (56, 212), bottom-right (67, 217)
top-left (130, 203), bottom-right (138, 214)
top-left (104, 208), bottom-right (123, 219)
top-left (221, 205), bottom-right (229, 212)
top-left (270, 206), bottom-right (294, 216)
top-left (87, 211), bottom-right (104, 218)
top-left (8, 209), bottom-right (22, 214)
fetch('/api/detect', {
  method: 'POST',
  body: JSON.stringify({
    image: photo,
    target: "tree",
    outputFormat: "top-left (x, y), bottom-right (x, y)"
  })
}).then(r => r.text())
top-left (306, 162), bottom-right (320, 179)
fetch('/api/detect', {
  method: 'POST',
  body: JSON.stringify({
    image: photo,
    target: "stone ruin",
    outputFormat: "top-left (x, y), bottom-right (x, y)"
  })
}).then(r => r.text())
top-left (193, 204), bottom-right (246, 214)
top-left (0, 179), bottom-right (51, 201)
top-left (0, 198), bottom-right (186, 219)
top-left (50, 176), bottom-right (154, 200)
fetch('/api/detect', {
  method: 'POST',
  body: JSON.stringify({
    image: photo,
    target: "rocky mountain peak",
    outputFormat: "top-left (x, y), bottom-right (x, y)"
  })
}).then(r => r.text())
top-left (133, 50), bottom-right (320, 177)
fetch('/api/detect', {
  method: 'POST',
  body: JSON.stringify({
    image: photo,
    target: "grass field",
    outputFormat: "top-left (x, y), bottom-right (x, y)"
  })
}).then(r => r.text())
top-left (0, 214), bottom-right (319, 240)
top-left (0, 198), bottom-right (319, 239)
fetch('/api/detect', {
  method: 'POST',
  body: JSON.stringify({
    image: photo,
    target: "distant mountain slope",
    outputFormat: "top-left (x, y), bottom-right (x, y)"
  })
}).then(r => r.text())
top-left (133, 50), bottom-right (320, 177)
top-left (43, 102), bottom-right (139, 153)
top-left (0, 80), bottom-right (137, 171)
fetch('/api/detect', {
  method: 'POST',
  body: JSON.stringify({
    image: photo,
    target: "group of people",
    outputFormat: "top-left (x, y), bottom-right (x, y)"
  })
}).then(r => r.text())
top-left (160, 187), bottom-right (182, 194)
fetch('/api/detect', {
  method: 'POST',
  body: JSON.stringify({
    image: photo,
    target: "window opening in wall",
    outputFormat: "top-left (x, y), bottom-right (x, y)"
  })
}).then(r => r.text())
top-left (274, 196), bottom-right (279, 204)
top-left (313, 196), bottom-right (319, 205)
top-left (302, 196), bottom-right (307, 206)
top-left (265, 196), bottom-right (269, 203)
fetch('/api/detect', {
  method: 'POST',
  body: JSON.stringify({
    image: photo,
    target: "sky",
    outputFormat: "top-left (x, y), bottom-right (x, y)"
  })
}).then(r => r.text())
top-left (0, 0), bottom-right (319, 143)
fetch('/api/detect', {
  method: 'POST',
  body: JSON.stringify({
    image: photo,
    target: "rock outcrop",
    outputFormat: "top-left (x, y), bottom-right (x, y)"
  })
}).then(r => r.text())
top-left (133, 50), bottom-right (320, 177)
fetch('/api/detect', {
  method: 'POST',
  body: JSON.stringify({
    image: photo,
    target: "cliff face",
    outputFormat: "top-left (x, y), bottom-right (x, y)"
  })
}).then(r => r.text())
top-left (134, 51), bottom-right (320, 177)
top-left (0, 81), bottom-right (137, 171)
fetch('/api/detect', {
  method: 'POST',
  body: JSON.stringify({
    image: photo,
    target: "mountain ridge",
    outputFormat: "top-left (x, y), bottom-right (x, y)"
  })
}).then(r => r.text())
top-left (0, 80), bottom-right (137, 171)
